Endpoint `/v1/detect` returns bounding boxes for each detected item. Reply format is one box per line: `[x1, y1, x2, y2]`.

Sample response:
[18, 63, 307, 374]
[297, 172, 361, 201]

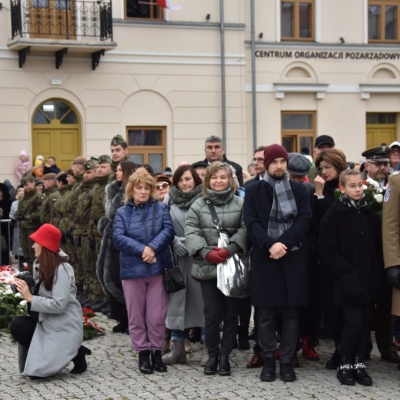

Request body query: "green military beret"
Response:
[83, 159, 98, 171]
[97, 154, 112, 164]
[110, 134, 127, 147]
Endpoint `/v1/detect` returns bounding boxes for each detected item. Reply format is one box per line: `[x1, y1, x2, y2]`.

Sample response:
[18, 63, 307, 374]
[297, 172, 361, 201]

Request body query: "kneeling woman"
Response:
[11, 223, 90, 378]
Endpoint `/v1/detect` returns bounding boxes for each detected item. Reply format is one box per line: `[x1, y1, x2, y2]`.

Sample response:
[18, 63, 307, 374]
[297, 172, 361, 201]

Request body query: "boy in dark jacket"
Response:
[319, 169, 383, 387]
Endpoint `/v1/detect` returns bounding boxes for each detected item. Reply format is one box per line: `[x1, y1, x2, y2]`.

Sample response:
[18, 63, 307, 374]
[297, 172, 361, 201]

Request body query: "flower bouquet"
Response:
[82, 307, 106, 340]
[0, 266, 28, 332]
[362, 178, 386, 212]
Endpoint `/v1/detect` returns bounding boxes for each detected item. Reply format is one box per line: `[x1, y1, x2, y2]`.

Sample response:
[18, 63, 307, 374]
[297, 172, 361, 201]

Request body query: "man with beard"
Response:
[244, 144, 311, 383]
[361, 145, 390, 186]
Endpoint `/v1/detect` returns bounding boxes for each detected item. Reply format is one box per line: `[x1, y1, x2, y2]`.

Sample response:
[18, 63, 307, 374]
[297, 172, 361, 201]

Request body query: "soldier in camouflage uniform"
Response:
[52, 172, 69, 229]
[60, 157, 86, 297]
[110, 134, 128, 174]
[14, 175, 43, 271]
[87, 155, 113, 311]
[39, 173, 59, 224]
[74, 159, 98, 308]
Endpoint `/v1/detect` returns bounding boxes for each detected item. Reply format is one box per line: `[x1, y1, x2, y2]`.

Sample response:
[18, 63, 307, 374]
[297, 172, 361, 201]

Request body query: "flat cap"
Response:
[362, 144, 390, 162]
[82, 159, 98, 171]
[315, 135, 335, 149]
[287, 153, 311, 176]
[42, 173, 57, 180]
[97, 154, 112, 164]
[110, 134, 127, 146]
[192, 161, 208, 169]
[72, 156, 87, 165]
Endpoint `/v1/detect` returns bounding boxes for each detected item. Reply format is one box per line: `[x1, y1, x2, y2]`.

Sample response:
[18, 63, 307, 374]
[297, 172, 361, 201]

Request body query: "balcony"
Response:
[8, 0, 117, 69]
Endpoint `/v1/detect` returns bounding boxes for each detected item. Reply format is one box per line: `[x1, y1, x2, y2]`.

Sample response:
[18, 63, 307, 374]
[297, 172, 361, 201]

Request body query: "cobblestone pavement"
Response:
[1, 312, 399, 400]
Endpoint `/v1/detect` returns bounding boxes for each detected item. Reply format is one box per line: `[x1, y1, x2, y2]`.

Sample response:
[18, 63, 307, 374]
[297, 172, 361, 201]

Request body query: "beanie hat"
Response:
[20, 150, 27, 157]
[29, 224, 61, 253]
[263, 144, 289, 169]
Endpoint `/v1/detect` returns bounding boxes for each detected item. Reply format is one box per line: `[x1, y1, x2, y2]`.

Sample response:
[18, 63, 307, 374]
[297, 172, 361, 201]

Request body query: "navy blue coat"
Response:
[244, 179, 312, 307]
[113, 199, 175, 280]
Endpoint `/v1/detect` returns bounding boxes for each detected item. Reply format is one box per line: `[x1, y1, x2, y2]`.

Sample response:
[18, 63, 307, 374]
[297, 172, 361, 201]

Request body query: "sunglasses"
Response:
[156, 182, 170, 190]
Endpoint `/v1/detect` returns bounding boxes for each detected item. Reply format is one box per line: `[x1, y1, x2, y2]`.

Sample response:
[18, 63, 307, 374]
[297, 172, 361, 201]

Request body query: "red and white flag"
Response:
[156, 0, 181, 10]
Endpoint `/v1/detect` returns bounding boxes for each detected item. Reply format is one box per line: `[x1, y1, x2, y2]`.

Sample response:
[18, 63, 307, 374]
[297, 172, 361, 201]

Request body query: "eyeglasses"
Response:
[370, 161, 389, 168]
[318, 165, 333, 171]
[252, 157, 264, 163]
[156, 182, 170, 190]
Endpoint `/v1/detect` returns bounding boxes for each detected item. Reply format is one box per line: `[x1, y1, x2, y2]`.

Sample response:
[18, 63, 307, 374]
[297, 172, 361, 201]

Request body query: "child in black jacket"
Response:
[319, 169, 383, 386]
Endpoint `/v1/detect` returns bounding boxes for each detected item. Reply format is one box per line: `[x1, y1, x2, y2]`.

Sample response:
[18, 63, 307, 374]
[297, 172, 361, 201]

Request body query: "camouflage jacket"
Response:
[40, 185, 60, 224]
[89, 175, 109, 237]
[16, 189, 43, 230]
[74, 178, 98, 236]
[52, 185, 70, 230]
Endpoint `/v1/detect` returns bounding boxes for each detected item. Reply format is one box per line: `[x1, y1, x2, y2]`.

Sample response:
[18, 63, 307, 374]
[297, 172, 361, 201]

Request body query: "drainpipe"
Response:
[220, 0, 227, 150]
[250, 0, 257, 148]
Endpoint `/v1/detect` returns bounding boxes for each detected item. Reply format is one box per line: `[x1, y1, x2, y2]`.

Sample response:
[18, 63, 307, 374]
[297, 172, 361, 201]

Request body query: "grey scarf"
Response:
[264, 172, 298, 240]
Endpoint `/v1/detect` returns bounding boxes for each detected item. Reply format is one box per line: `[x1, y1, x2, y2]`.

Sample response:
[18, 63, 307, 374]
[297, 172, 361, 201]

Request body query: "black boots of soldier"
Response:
[71, 345, 92, 374]
[337, 356, 372, 386]
[139, 350, 167, 374]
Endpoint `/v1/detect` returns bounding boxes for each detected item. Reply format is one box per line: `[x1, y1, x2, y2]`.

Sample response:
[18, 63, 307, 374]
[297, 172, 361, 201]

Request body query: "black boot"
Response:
[337, 356, 355, 386]
[204, 355, 218, 375]
[218, 354, 231, 376]
[260, 358, 276, 382]
[325, 347, 340, 370]
[151, 350, 167, 372]
[353, 357, 372, 386]
[238, 326, 250, 350]
[138, 350, 153, 374]
[112, 318, 128, 333]
[70, 345, 92, 374]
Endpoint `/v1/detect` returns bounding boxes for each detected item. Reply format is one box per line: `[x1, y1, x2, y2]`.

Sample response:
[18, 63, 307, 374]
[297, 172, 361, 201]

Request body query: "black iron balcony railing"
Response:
[10, 0, 113, 41]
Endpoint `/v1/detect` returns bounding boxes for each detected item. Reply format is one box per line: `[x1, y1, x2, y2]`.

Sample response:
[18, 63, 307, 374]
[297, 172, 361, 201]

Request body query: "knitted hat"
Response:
[263, 144, 289, 169]
[29, 224, 61, 253]
[20, 150, 27, 157]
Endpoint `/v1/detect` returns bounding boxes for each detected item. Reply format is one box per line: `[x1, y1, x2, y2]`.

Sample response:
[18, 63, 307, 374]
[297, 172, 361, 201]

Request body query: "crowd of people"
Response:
[5, 134, 400, 386]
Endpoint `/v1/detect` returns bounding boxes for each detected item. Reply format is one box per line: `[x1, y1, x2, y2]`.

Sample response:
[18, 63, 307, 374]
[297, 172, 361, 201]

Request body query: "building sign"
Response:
[255, 50, 400, 60]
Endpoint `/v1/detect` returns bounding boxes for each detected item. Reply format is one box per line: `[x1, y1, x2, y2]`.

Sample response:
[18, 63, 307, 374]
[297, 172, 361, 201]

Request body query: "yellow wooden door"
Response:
[32, 128, 81, 172]
[29, 0, 77, 39]
[366, 127, 396, 148]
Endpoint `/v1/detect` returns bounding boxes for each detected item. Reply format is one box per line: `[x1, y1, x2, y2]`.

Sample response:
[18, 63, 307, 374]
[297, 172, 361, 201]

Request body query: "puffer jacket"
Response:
[113, 199, 175, 280]
[185, 188, 247, 281]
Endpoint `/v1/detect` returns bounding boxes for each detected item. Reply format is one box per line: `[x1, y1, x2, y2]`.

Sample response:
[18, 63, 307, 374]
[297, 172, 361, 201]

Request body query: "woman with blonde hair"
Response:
[113, 170, 175, 375]
[185, 162, 247, 376]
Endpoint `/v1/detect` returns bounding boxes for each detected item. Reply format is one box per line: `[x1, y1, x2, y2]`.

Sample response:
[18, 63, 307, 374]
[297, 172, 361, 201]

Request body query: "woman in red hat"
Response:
[10, 223, 90, 378]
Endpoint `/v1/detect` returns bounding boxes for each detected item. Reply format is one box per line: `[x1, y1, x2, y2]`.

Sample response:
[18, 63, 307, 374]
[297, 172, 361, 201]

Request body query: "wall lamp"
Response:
[206, 14, 210, 21]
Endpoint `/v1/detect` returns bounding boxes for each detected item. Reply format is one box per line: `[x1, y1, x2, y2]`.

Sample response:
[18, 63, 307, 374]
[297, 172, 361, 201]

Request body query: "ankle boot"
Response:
[138, 350, 153, 374]
[325, 349, 340, 370]
[337, 356, 355, 386]
[200, 345, 209, 367]
[218, 354, 231, 376]
[260, 358, 276, 382]
[204, 355, 218, 375]
[112, 318, 128, 333]
[151, 350, 167, 372]
[162, 340, 186, 365]
[301, 335, 319, 361]
[353, 357, 372, 386]
[70, 345, 91, 374]
[238, 326, 250, 350]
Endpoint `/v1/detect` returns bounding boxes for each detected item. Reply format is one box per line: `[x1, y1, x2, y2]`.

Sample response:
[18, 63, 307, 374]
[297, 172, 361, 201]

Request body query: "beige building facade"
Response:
[1, 0, 400, 186]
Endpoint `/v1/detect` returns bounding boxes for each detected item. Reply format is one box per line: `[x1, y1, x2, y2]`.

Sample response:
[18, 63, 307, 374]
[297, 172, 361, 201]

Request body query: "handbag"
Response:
[206, 200, 251, 298]
[150, 203, 186, 294]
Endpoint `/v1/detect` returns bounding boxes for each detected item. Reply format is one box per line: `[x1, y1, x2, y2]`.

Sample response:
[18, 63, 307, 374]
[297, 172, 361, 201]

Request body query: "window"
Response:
[369, 1, 399, 42]
[126, 0, 164, 20]
[126, 127, 166, 173]
[281, 0, 314, 41]
[281, 112, 315, 153]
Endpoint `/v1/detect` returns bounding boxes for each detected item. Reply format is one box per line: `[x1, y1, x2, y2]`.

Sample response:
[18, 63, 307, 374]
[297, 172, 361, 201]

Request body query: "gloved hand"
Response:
[213, 247, 230, 261]
[206, 250, 225, 264]
[387, 266, 400, 290]
[89, 237, 96, 249]
[172, 236, 188, 257]
[14, 214, 25, 221]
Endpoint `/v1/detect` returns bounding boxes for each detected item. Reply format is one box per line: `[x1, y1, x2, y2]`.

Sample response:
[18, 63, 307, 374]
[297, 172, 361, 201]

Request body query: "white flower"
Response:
[14, 292, 22, 298]
[362, 184, 368, 191]
[4, 288, 13, 295]
[374, 194, 383, 203]
[366, 178, 380, 189]
[19, 300, 27, 307]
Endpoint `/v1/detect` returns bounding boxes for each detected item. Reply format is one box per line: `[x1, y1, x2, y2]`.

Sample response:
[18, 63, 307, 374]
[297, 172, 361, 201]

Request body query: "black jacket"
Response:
[319, 199, 383, 306]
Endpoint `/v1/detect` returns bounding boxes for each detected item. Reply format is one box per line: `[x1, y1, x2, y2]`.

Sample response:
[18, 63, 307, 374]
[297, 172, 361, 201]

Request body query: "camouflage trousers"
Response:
[19, 228, 36, 271]
[81, 235, 106, 302]
[70, 233, 84, 291]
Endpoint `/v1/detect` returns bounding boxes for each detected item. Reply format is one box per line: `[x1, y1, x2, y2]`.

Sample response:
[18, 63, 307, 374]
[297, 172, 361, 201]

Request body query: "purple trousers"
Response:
[122, 274, 168, 352]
